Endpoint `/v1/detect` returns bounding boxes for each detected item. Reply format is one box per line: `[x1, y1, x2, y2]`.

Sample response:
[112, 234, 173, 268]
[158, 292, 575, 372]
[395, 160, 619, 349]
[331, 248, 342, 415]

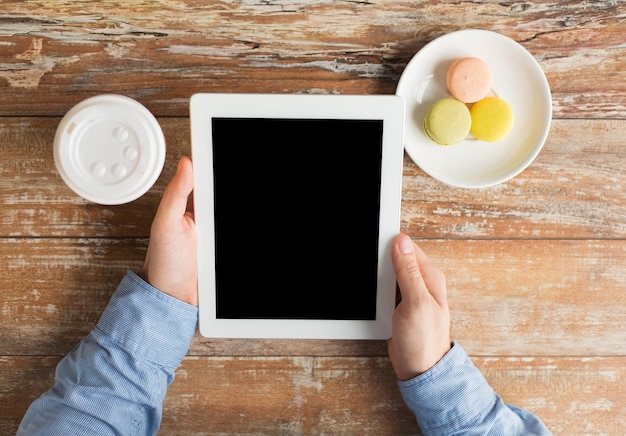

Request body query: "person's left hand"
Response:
[142, 156, 198, 306]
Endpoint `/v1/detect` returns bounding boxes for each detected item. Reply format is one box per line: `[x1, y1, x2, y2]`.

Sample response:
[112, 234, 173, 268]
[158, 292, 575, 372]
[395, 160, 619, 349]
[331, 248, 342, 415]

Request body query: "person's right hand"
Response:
[387, 233, 452, 381]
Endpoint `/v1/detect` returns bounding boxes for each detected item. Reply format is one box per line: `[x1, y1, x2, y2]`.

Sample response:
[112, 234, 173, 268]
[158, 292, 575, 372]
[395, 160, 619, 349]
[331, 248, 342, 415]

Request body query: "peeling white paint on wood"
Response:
[1, 1, 625, 434]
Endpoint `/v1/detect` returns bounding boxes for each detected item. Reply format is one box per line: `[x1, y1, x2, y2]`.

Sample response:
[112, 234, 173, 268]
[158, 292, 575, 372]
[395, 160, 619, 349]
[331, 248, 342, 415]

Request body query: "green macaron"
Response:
[423, 98, 472, 145]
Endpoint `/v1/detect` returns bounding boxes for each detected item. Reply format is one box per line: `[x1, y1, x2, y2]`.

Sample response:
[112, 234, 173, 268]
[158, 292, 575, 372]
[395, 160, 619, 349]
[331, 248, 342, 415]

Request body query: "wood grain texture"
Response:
[0, 239, 146, 355]
[422, 239, 626, 357]
[2, 238, 624, 358]
[164, 355, 626, 435]
[1, 1, 625, 434]
[1, 118, 626, 239]
[0, 1, 624, 117]
[0, 117, 181, 238]
[403, 119, 626, 239]
[3, 356, 624, 435]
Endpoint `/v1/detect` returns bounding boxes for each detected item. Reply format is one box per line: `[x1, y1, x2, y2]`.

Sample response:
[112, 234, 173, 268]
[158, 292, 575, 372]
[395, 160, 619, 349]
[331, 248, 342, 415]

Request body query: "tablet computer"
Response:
[190, 93, 404, 339]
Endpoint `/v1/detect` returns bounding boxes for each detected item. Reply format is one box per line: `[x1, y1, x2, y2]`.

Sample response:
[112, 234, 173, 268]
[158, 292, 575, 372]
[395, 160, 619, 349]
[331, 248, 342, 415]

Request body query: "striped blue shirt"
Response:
[19, 272, 550, 435]
[398, 342, 551, 435]
[17, 271, 198, 435]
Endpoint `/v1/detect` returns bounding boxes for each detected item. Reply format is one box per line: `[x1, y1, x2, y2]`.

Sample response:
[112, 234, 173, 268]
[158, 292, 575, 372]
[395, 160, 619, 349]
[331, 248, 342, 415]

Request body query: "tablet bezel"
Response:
[190, 93, 404, 339]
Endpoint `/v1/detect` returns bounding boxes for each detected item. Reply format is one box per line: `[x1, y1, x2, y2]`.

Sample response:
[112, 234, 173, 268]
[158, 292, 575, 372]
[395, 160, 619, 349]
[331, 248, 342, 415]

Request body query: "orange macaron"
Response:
[446, 57, 492, 103]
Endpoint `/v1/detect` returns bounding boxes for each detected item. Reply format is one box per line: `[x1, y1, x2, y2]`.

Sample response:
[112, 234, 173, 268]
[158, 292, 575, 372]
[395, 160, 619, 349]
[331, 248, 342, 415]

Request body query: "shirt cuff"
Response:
[397, 342, 497, 434]
[96, 271, 198, 371]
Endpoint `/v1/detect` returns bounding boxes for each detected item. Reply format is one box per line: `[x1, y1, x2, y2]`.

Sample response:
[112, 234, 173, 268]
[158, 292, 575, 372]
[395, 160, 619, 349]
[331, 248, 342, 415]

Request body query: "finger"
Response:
[156, 156, 194, 222]
[412, 242, 448, 308]
[391, 233, 430, 304]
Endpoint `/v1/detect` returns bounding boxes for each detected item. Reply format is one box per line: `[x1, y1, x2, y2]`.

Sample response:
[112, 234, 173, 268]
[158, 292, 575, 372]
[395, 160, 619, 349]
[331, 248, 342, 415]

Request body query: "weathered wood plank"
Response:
[1, 118, 625, 239]
[2, 238, 624, 357]
[0, 356, 61, 436]
[3, 355, 625, 435]
[164, 356, 417, 435]
[401, 119, 626, 239]
[0, 118, 185, 238]
[0, 238, 146, 354]
[193, 238, 626, 357]
[0, 1, 623, 118]
[475, 355, 626, 435]
[2, 2, 624, 435]
[419, 239, 626, 357]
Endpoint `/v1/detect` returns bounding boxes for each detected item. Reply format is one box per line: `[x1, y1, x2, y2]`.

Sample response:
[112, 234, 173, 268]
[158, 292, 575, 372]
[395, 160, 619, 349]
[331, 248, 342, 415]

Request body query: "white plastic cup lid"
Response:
[54, 94, 166, 205]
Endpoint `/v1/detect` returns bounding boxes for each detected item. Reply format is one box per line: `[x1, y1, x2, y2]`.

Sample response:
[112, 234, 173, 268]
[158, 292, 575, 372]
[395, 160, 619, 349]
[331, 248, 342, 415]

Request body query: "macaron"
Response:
[470, 97, 515, 142]
[446, 57, 492, 103]
[423, 98, 471, 145]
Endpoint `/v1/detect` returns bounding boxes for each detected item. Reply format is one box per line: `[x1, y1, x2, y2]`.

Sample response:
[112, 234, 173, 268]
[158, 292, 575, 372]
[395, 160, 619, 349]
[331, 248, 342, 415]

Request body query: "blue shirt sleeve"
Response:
[398, 342, 552, 435]
[17, 271, 198, 436]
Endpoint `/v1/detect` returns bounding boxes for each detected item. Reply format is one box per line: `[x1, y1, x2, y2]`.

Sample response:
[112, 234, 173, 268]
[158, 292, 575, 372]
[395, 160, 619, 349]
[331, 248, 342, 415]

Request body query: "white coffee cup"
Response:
[54, 94, 166, 205]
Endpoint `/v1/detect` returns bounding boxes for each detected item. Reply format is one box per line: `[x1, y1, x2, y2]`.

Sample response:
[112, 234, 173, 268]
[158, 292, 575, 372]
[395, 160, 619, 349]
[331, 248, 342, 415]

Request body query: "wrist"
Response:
[394, 341, 453, 381]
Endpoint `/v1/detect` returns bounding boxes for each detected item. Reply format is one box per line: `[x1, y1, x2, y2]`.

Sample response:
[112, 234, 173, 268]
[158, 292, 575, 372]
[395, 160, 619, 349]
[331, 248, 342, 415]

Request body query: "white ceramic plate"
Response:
[396, 29, 552, 188]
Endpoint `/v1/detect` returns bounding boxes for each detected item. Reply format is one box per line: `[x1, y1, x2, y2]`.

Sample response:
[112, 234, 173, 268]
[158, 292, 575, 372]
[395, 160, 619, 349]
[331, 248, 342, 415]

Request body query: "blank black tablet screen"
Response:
[211, 118, 384, 320]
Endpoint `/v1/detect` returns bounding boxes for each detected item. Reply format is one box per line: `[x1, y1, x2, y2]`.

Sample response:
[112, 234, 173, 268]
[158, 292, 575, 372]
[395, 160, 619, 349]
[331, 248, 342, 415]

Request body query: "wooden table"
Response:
[1, 2, 625, 434]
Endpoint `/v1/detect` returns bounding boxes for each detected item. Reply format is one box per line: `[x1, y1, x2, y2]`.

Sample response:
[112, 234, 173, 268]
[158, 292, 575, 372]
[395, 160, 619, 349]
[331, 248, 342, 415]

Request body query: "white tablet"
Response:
[190, 93, 404, 339]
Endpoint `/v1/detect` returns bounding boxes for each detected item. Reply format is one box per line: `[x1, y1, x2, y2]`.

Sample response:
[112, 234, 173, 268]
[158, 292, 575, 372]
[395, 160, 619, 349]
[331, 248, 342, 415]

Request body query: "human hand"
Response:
[388, 233, 451, 381]
[142, 156, 198, 306]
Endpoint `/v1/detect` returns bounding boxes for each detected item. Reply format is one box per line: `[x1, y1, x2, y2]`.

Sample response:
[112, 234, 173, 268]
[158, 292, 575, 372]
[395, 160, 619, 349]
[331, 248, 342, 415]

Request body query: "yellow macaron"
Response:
[470, 97, 514, 142]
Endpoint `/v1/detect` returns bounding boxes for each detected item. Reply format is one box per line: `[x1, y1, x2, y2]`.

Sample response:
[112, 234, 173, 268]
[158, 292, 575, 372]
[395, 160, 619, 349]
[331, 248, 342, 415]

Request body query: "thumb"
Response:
[391, 233, 430, 304]
[156, 156, 194, 224]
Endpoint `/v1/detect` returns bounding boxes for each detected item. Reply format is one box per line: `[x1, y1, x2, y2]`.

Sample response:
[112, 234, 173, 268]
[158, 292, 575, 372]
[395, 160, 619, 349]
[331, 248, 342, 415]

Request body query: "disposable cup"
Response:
[54, 94, 166, 205]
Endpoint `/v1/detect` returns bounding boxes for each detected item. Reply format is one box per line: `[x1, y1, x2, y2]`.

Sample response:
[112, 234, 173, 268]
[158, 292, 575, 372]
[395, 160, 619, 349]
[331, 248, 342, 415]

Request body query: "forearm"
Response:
[398, 342, 551, 435]
[18, 271, 198, 436]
